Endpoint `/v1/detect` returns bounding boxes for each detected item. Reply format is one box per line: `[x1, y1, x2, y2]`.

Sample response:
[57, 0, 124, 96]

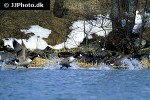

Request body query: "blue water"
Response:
[0, 69, 150, 100]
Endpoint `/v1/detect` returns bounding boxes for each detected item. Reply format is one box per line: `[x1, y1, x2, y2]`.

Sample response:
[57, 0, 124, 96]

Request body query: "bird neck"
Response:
[30, 55, 39, 60]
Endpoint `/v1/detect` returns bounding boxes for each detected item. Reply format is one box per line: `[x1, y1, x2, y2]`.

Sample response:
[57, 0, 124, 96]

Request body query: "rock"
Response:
[95, 49, 108, 58]
[111, 65, 128, 69]
[0, 51, 16, 61]
[134, 38, 146, 49]
[0, 39, 4, 46]
[58, 52, 74, 58]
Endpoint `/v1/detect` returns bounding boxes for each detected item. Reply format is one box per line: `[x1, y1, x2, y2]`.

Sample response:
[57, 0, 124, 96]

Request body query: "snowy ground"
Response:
[3, 25, 51, 50]
[3, 11, 150, 50]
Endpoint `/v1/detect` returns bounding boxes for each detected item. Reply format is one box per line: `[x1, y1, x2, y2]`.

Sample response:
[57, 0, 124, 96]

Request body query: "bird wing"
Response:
[17, 48, 26, 60]
[13, 40, 27, 60]
[13, 40, 23, 53]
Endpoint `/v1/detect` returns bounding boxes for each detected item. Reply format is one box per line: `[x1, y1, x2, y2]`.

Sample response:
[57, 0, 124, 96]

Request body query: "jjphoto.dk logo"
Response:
[4, 2, 44, 8]
[4, 3, 9, 8]
[0, 0, 50, 10]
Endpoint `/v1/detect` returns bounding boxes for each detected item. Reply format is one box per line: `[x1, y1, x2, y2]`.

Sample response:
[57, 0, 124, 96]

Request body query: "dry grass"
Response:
[141, 60, 150, 68]
[28, 57, 57, 67]
[0, 0, 109, 45]
[143, 27, 150, 41]
[0, 0, 148, 46]
[76, 62, 97, 68]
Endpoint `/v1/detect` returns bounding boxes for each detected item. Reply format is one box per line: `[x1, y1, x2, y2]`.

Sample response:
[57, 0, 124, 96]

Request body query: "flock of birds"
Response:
[1, 39, 149, 70]
[0, 39, 89, 69]
[12, 40, 39, 68]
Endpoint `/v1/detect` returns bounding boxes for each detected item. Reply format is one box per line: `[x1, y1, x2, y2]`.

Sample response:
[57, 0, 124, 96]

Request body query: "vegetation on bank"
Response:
[0, 0, 150, 57]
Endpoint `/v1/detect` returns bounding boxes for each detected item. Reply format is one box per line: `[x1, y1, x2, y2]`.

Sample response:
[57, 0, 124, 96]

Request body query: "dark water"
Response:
[0, 68, 150, 100]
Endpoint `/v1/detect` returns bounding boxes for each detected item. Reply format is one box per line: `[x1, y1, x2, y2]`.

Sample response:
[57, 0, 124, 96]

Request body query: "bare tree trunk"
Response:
[140, 0, 148, 39]
[111, 0, 121, 32]
[110, 0, 138, 53]
[111, 0, 138, 34]
[53, 0, 65, 18]
[126, 0, 138, 35]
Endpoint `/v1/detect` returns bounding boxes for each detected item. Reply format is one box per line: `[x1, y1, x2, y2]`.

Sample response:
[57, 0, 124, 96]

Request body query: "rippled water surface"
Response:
[0, 68, 150, 100]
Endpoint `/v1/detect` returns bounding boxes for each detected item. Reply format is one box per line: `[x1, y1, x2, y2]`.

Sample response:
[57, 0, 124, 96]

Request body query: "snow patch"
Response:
[3, 25, 51, 50]
[20, 25, 51, 38]
[53, 14, 112, 49]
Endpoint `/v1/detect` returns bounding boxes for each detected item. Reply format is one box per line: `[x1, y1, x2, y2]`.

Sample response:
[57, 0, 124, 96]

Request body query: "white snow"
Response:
[133, 11, 150, 33]
[24, 36, 48, 50]
[20, 25, 51, 38]
[132, 11, 143, 33]
[3, 25, 51, 50]
[52, 42, 65, 50]
[53, 12, 149, 49]
[2, 11, 150, 50]
[3, 38, 14, 49]
[53, 14, 112, 49]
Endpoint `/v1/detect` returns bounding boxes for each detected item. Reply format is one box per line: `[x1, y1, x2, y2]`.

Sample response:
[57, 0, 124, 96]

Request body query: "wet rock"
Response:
[0, 39, 4, 46]
[112, 65, 128, 69]
[46, 53, 58, 60]
[0, 51, 16, 61]
[134, 38, 146, 49]
[95, 49, 108, 58]
[95, 49, 120, 61]
[76, 51, 96, 64]
[0, 39, 14, 52]
[58, 52, 74, 58]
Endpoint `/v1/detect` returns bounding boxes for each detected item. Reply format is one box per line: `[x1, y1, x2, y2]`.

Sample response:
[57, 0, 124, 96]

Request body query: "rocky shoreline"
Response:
[1, 49, 149, 70]
[0, 38, 150, 69]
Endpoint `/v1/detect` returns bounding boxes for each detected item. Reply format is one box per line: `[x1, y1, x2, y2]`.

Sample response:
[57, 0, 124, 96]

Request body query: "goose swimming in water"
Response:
[13, 39, 38, 68]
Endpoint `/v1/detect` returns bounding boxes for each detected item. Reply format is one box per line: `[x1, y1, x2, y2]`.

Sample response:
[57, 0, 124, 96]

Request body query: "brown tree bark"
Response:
[109, 0, 138, 53]
[53, 0, 65, 18]
[111, 0, 121, 32]
[126, 0, 138, 35]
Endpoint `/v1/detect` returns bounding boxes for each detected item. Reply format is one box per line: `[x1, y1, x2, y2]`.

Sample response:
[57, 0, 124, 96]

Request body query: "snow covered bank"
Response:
[53, 14, 112, 49]
[3, 11, 150, 50]
[3, 25, 51, 50]
[20, 25, 51, 38]
[53, 11, 150, 49]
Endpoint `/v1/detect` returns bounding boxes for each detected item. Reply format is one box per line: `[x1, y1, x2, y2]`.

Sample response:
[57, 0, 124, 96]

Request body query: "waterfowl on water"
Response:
[58, 52, 82, 69]
[59, 58, 72, 69]
[13, 39, 38, 68]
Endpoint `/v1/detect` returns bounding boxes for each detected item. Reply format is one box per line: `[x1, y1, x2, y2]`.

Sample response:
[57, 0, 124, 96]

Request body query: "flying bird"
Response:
[58, 52, 82, 69]
[12, 39, 38, 68]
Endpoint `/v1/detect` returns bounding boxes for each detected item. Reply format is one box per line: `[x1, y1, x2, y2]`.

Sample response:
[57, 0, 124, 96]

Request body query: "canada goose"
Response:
[59, 58, 72, 69]
[76, 51, 97, 65]
[13, 39, 38, 68]
[58, 52, 81, 69]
